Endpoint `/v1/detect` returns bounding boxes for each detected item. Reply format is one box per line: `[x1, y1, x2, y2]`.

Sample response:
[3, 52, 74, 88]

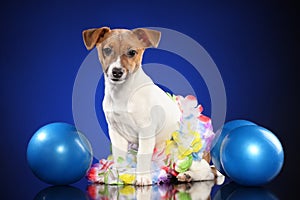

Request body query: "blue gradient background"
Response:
[0, 1, 297, 199]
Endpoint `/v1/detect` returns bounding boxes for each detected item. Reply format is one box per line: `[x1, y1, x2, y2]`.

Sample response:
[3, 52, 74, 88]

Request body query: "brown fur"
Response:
[82, 27, 110, 50]
[82, 27, 160, 78]
[202, 151, 220, 179]
[211, 166, 218, 178]
[120, 50, 144, 73]
[202, 151, 211, 164]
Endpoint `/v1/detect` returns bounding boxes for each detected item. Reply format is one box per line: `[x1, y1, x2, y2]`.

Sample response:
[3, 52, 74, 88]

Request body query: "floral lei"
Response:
[87, 94, 215, 185]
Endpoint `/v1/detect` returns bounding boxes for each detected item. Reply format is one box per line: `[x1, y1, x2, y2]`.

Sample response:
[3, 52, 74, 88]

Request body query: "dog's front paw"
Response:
[135, 174, 153, 186]
[177, 172, 192, 182]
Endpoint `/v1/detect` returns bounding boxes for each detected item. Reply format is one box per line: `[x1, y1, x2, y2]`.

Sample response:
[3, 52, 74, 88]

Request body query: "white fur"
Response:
[106, 57, 127, 84]
[103, 66, 181, 185]
[177, 160, 215, 181]
[103, 66, 224, 185]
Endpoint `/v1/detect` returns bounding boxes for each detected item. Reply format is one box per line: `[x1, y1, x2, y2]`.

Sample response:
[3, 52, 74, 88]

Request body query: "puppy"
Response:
[82, 27, 220, 186]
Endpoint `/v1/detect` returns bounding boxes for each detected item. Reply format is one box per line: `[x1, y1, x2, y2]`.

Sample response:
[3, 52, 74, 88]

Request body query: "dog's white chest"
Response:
[104, 100, 139, 142]
[103, 67, 181, 144]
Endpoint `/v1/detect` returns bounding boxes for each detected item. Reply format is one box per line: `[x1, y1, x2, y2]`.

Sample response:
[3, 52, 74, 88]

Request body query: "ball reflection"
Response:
[34, 185, 87, 200]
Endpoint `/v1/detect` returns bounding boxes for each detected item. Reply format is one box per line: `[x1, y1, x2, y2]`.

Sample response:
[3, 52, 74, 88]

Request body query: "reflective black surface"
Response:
[34, 185, 88, 200]
[32, 179, 280, 200]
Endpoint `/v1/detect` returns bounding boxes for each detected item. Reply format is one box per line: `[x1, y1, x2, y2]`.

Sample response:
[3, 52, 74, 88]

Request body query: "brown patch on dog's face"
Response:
[120, 49, 144, 73]
[82, 27, 160, 84]
[95, 30, 146, 83]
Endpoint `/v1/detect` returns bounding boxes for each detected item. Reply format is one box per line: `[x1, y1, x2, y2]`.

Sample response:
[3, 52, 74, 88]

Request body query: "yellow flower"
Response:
[166, 140, 176, 155]
[166, 129, 203, 160]
[190, 130, 202, 152]
[166, 92, 177, 101]
[172, 131, 181, 143]
[107, 154, 114, 161]
[119, 174, 136, 185]
[178, 146, 193, 160]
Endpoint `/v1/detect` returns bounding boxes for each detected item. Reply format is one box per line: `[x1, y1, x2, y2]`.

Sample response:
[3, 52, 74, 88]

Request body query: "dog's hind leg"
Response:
[177, 159, 216, 182]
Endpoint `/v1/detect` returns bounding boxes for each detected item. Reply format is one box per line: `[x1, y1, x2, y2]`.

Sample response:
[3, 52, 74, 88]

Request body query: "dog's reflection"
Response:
[87, 176, 224, 200]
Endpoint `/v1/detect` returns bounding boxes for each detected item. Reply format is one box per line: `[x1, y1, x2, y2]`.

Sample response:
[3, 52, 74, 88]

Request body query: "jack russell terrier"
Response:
[82, 27, 222, 186]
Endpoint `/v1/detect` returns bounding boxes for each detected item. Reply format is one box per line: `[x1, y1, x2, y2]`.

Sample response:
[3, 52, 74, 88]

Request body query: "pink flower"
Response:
[87, 167, 101, 183]
[86, 159, 114, 183]
[152, 148, 167, 168]
[99, 159, 114, 171]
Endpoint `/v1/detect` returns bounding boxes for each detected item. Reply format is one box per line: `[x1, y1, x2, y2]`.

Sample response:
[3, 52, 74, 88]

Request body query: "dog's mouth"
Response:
[108, 77, 126, 84]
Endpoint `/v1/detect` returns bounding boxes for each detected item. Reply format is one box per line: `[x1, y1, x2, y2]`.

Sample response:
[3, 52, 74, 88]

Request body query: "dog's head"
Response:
[82, 27, 161, 84]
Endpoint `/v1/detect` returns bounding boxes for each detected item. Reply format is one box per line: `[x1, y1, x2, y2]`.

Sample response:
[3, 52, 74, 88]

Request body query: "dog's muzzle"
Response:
[108, 67, 126, 83]
[112, 67, 124, 80]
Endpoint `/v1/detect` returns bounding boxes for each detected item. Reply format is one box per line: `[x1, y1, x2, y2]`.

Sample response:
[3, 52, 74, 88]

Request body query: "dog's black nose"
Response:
[112, 68, 124, 79]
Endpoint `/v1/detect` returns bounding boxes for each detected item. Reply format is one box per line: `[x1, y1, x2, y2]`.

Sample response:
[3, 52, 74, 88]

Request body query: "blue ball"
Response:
[211, 120, 256, 174]
[27, 122, 93, 185]
[220, 125, 284, 186]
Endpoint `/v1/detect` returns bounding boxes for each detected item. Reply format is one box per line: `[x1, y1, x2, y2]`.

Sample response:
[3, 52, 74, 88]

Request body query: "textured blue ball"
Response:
[211, 120, 256, 174]
[220, 125, 284, 186]
[27, 122, 93, 185]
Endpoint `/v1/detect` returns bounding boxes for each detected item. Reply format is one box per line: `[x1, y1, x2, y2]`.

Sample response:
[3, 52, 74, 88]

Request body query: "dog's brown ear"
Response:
[82, 27, 110, 50]
[132, 28, 161, 48]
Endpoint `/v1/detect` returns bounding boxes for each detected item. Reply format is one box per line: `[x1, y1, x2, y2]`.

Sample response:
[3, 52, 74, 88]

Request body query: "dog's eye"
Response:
[103, 47, 112, 56]
[127, 49, 137, 58]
